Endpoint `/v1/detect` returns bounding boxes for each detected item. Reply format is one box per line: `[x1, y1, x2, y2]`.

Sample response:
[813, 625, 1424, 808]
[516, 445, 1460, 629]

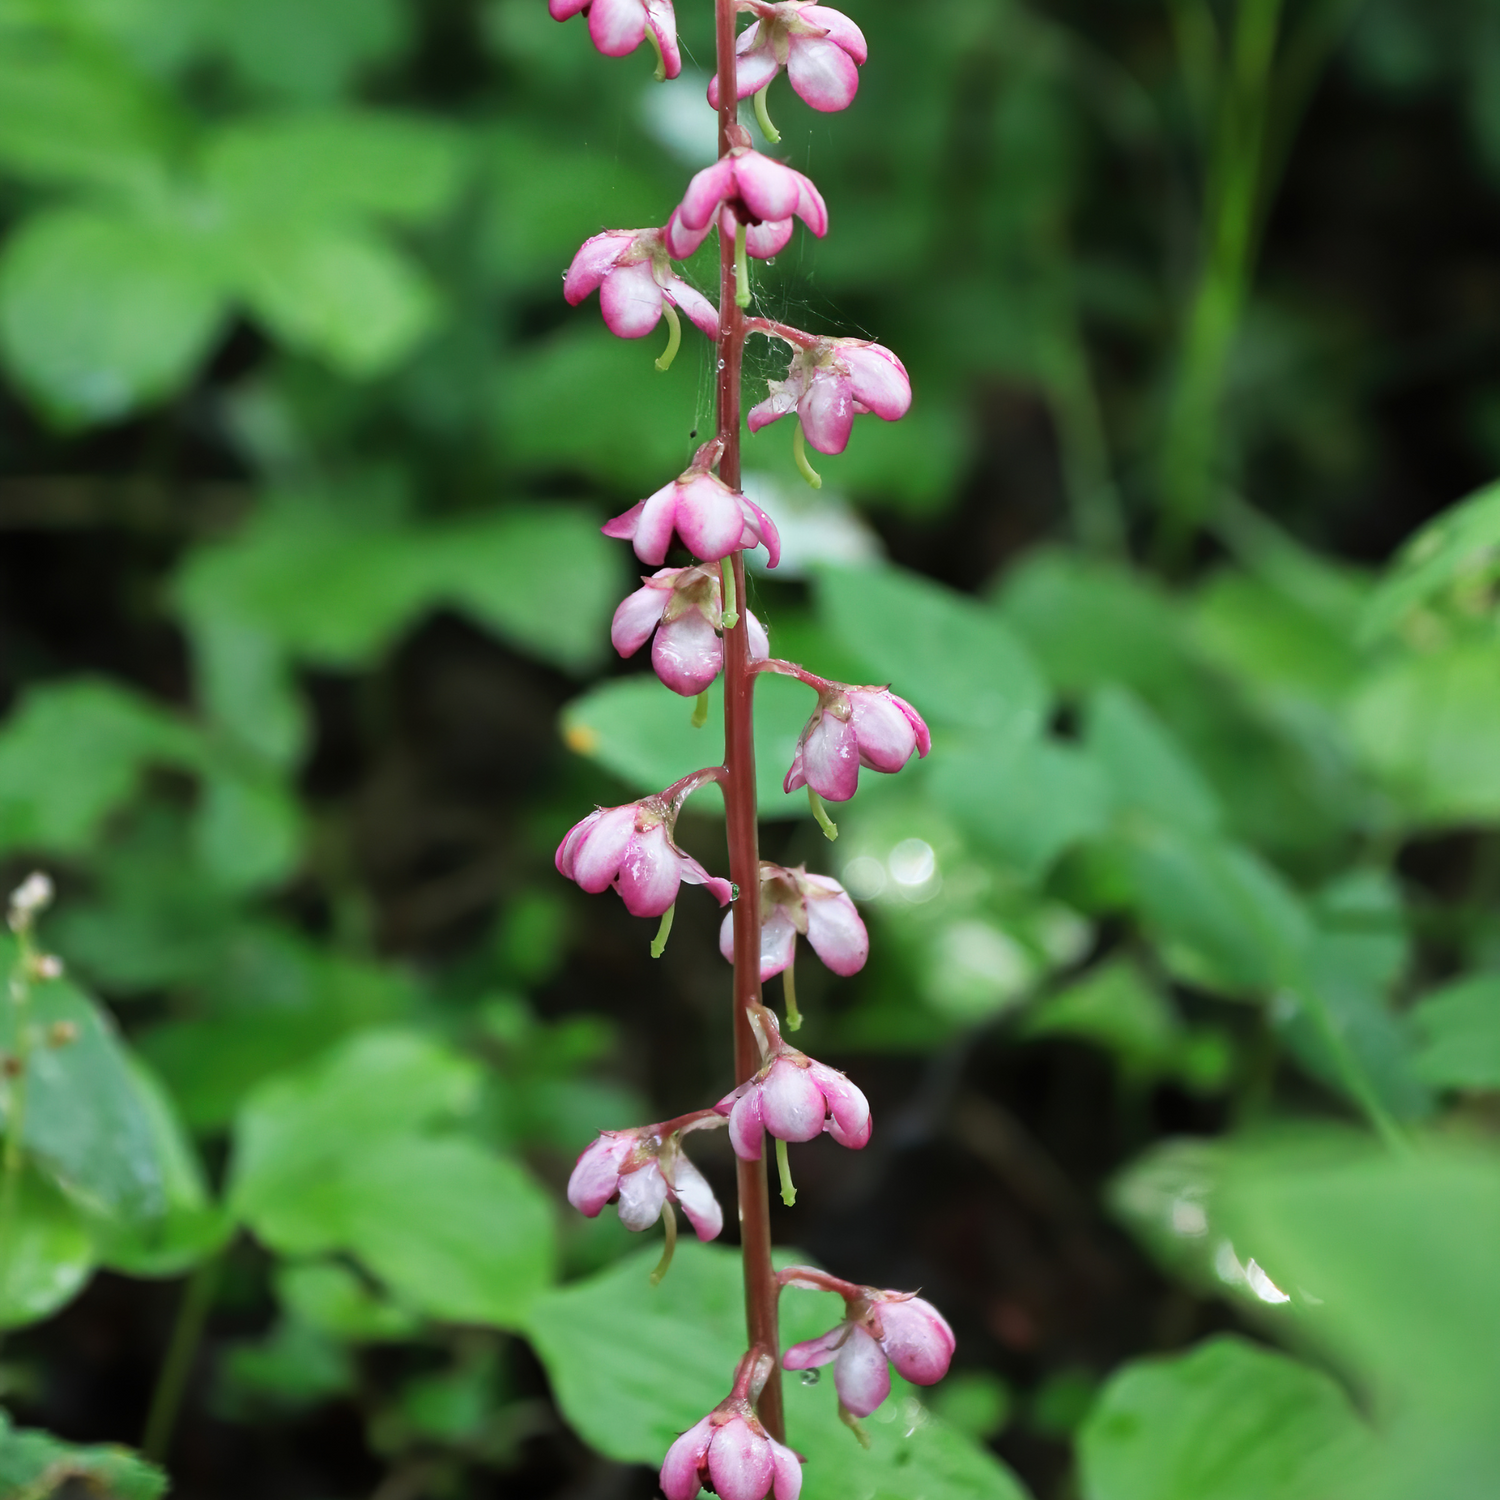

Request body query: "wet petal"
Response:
[556, 807, 603, 879]
[792, 172, 828, 237]
[807, 1061, 871, 1147]
[616, 1159, 669, 1230]
[676, 849, 734, 906]
[653, 608, 724, 695]
[770, 1440, 803, 1500]
[760, 1058, 826, 1142]
[799, 371, 855, 455]
[644, 0, 681, 77]
[708, 37, 780, 105]
[849, 689, 917, 772]
[876, 1296, 955, 1385]
[800, 711, 860, 802]
[782, 738, 808, 795]
[803, 885, 869, 975]
[549, 0, 590, 17]
[728, 1087, 765, 1160]
[787, 34, 860, 111]
[759, 906, 800, 980]
[599, 260, 664, 338]
[564, 231, 631, 304]
[680, 157, 738, 232]
[663, 275, 721, 338]
[566, 1133, 633, 1216]
[611, 576, 671, 657]
[803, 6, 866, 63]
[707, 1416, 774, 1500]
[782, 1324, 847, 1370]
[732, 151, 802, 224]
[744, 216, 794, 260]
[601, 497, 645, 542]
[834, 1326, 891, 1417]
[615, 823, 683, 916]
[570, 805, 637, 892]
[891, 692, 931, 757]
[748, 384, 798, 434]
[673, 473, 747, 561]
[588, 0, 647, 56]
[746, 609, 771, 661]
[629, 479, 682, 566]
[719, 907, 737, 965]
[842, 343, 911, 420]
[669, 1154, 723, 1241]
[661, 1416, 714, 1500]
[735, 492, 781, 568]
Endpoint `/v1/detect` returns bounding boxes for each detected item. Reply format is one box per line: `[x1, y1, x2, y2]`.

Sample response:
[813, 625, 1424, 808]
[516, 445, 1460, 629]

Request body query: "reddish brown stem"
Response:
[716, 0, 784, 1446]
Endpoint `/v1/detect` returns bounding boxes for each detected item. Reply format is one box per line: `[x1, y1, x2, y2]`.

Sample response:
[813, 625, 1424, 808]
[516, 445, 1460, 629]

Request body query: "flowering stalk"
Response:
[552, 0, 947, 1485]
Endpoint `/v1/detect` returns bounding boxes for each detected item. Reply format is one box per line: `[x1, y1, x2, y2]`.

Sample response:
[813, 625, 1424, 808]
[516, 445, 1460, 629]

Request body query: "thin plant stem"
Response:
[717, 0, 784, 1443]
[142, 1249, 223, 1462]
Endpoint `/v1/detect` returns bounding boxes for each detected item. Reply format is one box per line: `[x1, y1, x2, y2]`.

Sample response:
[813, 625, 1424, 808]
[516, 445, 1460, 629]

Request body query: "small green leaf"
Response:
[275, 1260, 419, 1342]
[0, 208, 227, 424]
[1086, 686, 1222, 836]
[192, 767, 303, 893]
[0, 1167, 97, 1331]
[0, 1408, 166, 1500]
[1410, 973, 1500, 1090]
[0, 678, 201, 858]
[1079, 1336, 1371, 1500]
[818, 566, 1049, 732]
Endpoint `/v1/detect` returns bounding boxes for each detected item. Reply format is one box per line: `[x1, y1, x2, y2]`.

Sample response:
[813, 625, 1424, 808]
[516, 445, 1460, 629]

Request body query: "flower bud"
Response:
[664, 147, 827, 261]
[661, 1358, 802, 1500]
[718, 862, 867, 979]
[603, 467, 781, 568]
[565, 227, 718, 341]
[784, 685, 930, 803]
[612, 566, 770, 696]
[707, 3, 867, 114]
[549, 0, 681, 78]
[567, 1127, 723, 1240]
[748, 333, 911, 455]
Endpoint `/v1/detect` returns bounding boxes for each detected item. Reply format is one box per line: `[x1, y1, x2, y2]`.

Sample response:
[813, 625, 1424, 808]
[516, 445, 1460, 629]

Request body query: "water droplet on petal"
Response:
[800, 1370, 820, 1387]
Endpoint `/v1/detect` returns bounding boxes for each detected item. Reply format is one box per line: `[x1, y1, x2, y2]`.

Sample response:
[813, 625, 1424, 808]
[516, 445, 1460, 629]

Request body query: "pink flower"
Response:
[661, 1409, 801, 1500]
[664, 146, 827, 261]
[707, 3, 867, 113]
[781, 1284, 955, 1417]
[613, 566, 770, 696]
[784, 685, 930, 803]
[603, 460, 781, 567]
[567, 1127, 723, 1240]
[748, 332, 911, 455]
[718, 862, 867, 979]
[716, 1014, 870, 1158]
[565, 227, 719, 340]
[556, 798, 732, 917]
[548, 0, 681, 78]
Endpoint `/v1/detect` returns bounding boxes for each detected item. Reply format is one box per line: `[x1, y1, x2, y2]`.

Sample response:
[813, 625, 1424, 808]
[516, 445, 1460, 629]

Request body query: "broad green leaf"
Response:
[235, 221, 439, 376]
[1361, 478, 1500, 641]
[275, 1260, 419, 1342]
[1078, 1335, 1371, 1500]
[0, 956, 166, 1221]
[192, 767, 303, 892]
[560, 671, 815, 817]
[1219, 1138, 1500, 1500]
[220, 1318, 356, 1410]
[203, 0, 410, 100]
[0, 208, 226, 424]
[527, 1242, 1028, 1500]
[1119, 827, 1310, 996]
[818, 566, 1049, 733]
[1086, 686, 1222, 835]
[0, 1409, 165, 1500]
[205, 112, 466, 226]
[1410, 973, 1500, 1090]
[928, 735, 1109, 878]
[0, 1167, 96, 1331]
[0, 678, 200, 857]
[1108, 1137, 1224, 1292]
[1346, 641, 1500, 826]
[177, 609, 307, 768]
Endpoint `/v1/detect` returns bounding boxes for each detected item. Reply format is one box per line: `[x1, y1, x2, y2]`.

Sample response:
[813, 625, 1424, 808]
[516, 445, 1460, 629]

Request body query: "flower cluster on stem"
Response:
[550, 0, 951, 1488]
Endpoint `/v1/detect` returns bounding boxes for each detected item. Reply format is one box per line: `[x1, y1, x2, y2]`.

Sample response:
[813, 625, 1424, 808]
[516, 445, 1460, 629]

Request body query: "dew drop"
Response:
[717, 359, 726, 370]
[767, 258, 776, 266]
[800, 1370, 820, 1387]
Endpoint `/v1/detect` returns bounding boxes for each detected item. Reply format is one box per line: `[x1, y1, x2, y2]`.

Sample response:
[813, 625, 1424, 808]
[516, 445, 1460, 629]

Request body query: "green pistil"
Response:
[691, 690, 710, 728]
[650, 902, 676, 959]
[808, 788, 838, 841]
[775, 1136, 797, 1207]
[720, 558, 739, 629]
[649, 1202, 678, 1284]
[655, 302, 682, 372]
[793, 421, 822, 489]
[645, 26, 666, 82]
[754, 84, 781, 145]
[783, 962, 802, 1032]
[734, 222, 751, 309]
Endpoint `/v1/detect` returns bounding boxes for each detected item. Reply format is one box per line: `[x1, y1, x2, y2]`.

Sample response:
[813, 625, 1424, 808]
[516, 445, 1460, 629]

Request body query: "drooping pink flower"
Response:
[716, 1013, 870, 1158]
[565, 227, 718, 340]
[613, 566, 770, 696]
[568, 1126, 723, 1240]
[556, 798, 732, 917]
[748, 332, 911, 455]
[603, 455, 781, 567]
[781, 1281, 955, 1417]
[661, 1394, 801, 1500]
[664, 145, 827, 261]
[719, 862, 867, 979]
[549, 0, 681, 78]
[707, 3, 867, 113]
[784, 685, 930, 803]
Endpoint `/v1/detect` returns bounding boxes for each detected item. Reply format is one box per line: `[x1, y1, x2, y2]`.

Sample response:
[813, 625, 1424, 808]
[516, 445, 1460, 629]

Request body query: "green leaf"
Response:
[1078, 1335, 1371, 1500]
[1411, 973, 1500, 1090]
[1346, 641, 1500, 826]
[0, 956, 166, 1221]
[0, 208, 227, 424]
[1086, 686, 1222, 835]
[0, 678, 201, 858]
[275, 1260, 419, 1342]
[818, 566, 1049, 733]
[560, 670, 815, 817]
[205, 112, 466, 227]
[178, 609, 308, 768]
[928, 735, 1109, 879]
[1361, 478, 1500, 641]
[1107, 1136, 1225, 1292]
[0, 1167, 96, 1331]
[526, 1241, 1029, 1500]
[203, 0, 410, 100]
[220, 1318, 356, 1410]
[0, 1409, 166, 1500]
[234, 221, 439, 377]
[192, 767, 303, 892]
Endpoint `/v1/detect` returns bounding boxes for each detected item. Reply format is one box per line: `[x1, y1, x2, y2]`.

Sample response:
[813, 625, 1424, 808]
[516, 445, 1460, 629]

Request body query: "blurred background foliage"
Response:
[3, 0, 1500, 1496]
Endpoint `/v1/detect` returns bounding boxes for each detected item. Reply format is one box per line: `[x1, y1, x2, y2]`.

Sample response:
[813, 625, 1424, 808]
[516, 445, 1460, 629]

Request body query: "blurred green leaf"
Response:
[0, 1167, 96, 1331]
[560, 670, 814, 817]
[1108, 1136, 1224, 1292]
[0, 1408, 165, 1499]
[0, 207, 226, 424]
[1078, 1335, 1372, 1500]
[220, 1317, 356, 1410]
[1086, 686, 1223, 835]
[527, 1241, 1028, 1500]
[0, 678, 200, 858]
[1410, 973, 1500, 1090]
[275, 1260, 419, 1342]
[818, 565, 1050, 732]
[192, 767, 302, 893]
